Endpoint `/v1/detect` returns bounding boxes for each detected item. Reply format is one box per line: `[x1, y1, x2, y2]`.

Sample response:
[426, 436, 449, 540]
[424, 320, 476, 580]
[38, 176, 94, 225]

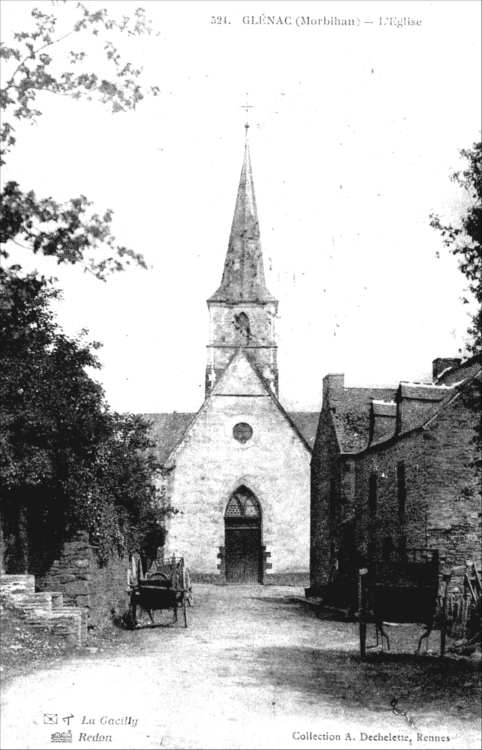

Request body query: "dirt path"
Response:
[1, 585, 480, 749]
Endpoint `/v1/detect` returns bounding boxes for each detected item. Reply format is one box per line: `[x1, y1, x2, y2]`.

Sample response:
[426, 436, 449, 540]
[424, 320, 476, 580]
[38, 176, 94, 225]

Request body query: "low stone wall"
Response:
[264, 572, 310, 587]
[0, 573, 35, 596]
[0, 574, 87, 646]
[190, 571, 310, 586]
[190, 572, 223, 584]
[37, 532, 128, 630]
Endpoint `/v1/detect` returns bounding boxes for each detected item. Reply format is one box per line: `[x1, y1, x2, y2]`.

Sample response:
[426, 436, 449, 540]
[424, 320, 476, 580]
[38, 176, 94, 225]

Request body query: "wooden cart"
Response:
[358, 548, 449, 658]
[127, 555, 193, 629]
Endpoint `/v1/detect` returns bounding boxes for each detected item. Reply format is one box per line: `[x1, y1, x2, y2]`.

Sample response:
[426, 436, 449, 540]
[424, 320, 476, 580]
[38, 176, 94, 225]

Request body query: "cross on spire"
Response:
[240, 95, 253, 134]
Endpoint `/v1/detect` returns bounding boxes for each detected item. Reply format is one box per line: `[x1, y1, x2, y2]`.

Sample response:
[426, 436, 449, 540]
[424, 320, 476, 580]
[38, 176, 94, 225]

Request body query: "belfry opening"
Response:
[224, 486, 263, 583]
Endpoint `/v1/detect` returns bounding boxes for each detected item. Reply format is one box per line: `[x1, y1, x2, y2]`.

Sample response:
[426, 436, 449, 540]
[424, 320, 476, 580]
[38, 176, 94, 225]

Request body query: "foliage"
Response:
[1, 1, 159, 278]
[78, 411, 174, 562]
[1, 180, 147, 280]
[0, 3, 169, 569]
[430, 141, 482, 352]
[0, 268, 172, 570]
[1, 2, 159, 159]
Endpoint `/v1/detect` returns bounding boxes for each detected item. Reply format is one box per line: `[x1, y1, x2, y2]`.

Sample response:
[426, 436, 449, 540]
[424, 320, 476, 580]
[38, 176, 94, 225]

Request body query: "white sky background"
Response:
[2, 0, 481, 414]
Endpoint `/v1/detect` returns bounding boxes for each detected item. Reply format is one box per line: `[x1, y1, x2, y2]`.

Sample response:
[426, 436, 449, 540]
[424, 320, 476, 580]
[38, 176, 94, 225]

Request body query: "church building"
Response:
[146, 133, 318, 584]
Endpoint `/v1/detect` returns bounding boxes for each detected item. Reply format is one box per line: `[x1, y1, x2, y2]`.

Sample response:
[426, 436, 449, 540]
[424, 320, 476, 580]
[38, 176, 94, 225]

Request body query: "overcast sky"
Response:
[3, 0, 481, 413]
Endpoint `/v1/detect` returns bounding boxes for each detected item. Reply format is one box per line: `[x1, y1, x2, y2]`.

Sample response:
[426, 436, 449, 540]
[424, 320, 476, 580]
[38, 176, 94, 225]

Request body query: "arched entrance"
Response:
[224, 486, 262, 583]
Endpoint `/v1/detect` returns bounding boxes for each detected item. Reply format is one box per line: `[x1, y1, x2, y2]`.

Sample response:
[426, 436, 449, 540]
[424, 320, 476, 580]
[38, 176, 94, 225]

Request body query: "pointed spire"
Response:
[209, 134, 275, 303]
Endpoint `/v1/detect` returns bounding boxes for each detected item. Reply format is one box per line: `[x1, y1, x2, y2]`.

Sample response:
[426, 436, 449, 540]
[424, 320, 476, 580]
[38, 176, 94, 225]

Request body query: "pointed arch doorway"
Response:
[224, 486, 263, 583]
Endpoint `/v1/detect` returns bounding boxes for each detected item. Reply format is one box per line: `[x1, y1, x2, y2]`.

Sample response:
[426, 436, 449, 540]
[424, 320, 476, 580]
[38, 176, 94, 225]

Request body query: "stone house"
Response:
[309, 355, 481, 607]
[146, 134, 318, 583]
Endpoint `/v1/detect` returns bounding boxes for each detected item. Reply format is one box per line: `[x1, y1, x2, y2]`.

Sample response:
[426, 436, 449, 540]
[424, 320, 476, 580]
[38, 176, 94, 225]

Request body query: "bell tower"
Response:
[206, 131, 278, 396]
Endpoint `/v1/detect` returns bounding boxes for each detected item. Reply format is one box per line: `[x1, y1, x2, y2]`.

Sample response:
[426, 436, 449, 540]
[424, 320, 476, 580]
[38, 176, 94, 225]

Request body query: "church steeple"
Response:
[205, 133, 279, 397]
[209, 134, 275, 303]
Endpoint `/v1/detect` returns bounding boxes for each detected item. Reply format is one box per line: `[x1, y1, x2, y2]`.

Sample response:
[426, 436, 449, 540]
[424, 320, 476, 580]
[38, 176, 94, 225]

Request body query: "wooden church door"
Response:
[224, 487, 262, 584]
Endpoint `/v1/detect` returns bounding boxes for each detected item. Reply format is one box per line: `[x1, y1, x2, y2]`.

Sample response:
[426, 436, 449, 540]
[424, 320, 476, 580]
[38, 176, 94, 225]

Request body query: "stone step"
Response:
[12, 591, 53, 617]
[12, 608, 85, 646]
[0, 574, 35, 597]
[51, 591, 64, 609]
[1, 574, 86, 647]
[50, 609, 86, 646]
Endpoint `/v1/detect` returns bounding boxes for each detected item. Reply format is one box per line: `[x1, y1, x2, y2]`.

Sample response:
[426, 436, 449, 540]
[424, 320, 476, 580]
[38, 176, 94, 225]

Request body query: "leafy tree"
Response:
[1, 1, 159, 278]
[430, 141, 482, 352]
[0, 4, 169, 572]
[0, 267, 172, 573]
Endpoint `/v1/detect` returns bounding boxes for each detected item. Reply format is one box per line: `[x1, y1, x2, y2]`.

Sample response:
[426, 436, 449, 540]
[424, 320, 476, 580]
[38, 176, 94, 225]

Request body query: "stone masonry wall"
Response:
[310, 364, 481, 605]
[166, 394, 311, 578]
[356, 390, 481, 596]
[37, 532, 128, 629]
[164, 354, 311, 581]
[310, 406, 340, 595]
[0, 574, 87, 646]
[206, 303, 279, 397]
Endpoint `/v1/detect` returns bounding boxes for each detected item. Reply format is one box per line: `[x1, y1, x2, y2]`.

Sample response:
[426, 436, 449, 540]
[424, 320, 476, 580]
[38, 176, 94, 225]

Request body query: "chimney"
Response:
[323, 373, 344, 407]
[432, 358, 461, 382]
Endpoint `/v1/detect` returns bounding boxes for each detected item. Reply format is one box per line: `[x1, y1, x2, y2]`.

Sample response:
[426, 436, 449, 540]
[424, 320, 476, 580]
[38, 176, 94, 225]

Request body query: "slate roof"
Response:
[142, 413, 196, 464]
[331, 388, 398, 453]
[324, 355, 482, 455]
[287, 412, 320, 448]
[399, 383, 449, 401]
[208, 138, 275, 304]
[372, 401, 397, 416]
[423, 366, 482, 431]
[434, 353, 482, 386]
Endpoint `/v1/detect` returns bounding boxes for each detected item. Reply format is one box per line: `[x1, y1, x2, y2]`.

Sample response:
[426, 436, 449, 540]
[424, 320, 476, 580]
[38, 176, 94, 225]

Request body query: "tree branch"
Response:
[4, 29, 76, 92]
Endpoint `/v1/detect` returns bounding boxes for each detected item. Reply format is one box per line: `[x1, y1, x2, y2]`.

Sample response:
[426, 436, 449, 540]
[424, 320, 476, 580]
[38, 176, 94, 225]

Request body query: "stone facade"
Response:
[37, 532, 128, 629]
[309, 375, 397, 601]
[310, 355, 482, 606]
[162, 351, 312, 582]
[147, 137, 317, 584]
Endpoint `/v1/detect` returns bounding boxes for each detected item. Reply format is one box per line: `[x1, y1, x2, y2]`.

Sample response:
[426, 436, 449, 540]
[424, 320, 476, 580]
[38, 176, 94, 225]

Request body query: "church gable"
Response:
[165, 349, 311, 467]
[165, 360, 312, 577]
[212, 349, 269, 397]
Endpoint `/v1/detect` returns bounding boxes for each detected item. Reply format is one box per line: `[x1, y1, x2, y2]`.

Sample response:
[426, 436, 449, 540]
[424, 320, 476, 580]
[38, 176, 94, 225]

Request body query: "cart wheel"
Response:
[183, 594, 188, 628]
